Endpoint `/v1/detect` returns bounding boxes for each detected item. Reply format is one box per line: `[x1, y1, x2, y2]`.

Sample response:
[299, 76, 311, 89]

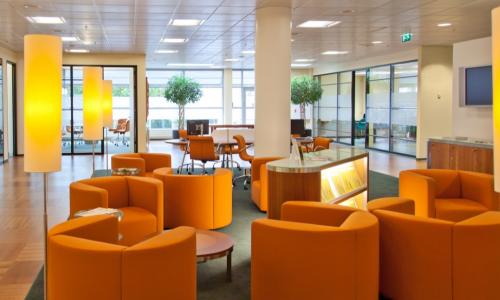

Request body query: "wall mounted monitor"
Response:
[465, 65, 492, 106]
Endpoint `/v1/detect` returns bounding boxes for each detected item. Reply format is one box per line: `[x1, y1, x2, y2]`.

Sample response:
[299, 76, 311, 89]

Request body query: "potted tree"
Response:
[291, 76, 323, 120]
[164, 75, 202, 138]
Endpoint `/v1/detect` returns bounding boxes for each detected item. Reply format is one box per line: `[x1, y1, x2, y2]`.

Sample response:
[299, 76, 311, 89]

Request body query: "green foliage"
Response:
[164, 75, 202, 106]
[291, 76, 323, 105]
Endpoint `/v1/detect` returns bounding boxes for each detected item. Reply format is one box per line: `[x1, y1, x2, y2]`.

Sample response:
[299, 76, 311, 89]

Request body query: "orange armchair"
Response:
[252, 202, 379, 300]
[251, 157, 282, 212]
[153, 167, 232, 229]
[400, 169, 500, 222]
[48, 215, 196, 300]
[111, 152, 171, 177]
[368, 197, 500, 300]
[70, 176, 163, 246]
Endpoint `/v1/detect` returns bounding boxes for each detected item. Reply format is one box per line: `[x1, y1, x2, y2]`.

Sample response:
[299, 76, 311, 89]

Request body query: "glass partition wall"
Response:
[0, 59, 3, 159]
[232, 70, 255, 124]
[314, 61, 418, 156]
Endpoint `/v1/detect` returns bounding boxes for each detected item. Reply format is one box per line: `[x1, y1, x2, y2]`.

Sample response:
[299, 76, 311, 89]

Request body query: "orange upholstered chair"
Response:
[251, 157, 282, 212]
[233, 134, 253, 188]
[252, 202, 379, 300]
[312, 136, 332, 151]
[400, 169, 500, 222]
[153, 167, 232, 229]
[48, 215, 196, 300]
[111, 152, 171, 177]
[70, 176, 163, 246]
[188, 136, 219, 173]
[368, 197, 500, 300]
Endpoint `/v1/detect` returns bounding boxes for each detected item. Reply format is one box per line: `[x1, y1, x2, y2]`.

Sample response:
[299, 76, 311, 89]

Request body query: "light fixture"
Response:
[82, 40, 93, 45]
[225, 58, 240, 62]
[155, 49, 179, 54]
[492, 6, 500, 192]
[102, 80, 113, 171]
[161, 38, 188, 43]
[322, 50, 349, 55]
[27, 16, 66, 24]
[61, 36, 79, 42]
[437, 22, 452, 27]
[241, 50, 255, 55]
[83, 67, 103, 172]
[291, 39, 295, 42]
[66, 49, 89, 53]
[168, 19, 204, 26]
[294, 58, 315, 62]
[291, 63, 311, 67]
[371, 41, 383, 44]
[24, 34, 63, 300]
[297, 20, 341, 28]
[168, 63, 214, 67]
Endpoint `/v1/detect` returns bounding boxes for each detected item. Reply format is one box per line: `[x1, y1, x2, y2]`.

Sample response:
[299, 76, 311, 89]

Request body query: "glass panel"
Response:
[244, 88, 255, 124]
[367, 67, 390, 151]
[0, 59, 3, 159]
[72, 67, 95, 154]
[232, 87, 242, 107]
[232, 108, 243, 124]
[317, 73, 338, 138]
[394, 61, 418, 78]
[354, 70, 367, 147]
[321, 73, 337, 85]
[243, 70, 255, 86]
[369, 66, 391, 80]
[7, 62, 15, 157]
[62, 66, 72, 154]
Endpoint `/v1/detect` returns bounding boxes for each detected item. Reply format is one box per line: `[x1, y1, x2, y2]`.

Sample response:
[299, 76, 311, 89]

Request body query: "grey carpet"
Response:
[25, 170, 398, 300]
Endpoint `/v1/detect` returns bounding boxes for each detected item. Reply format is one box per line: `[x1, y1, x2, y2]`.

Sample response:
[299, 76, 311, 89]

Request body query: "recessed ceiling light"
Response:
[371, 41, 383, 44]
[294, 58, 315, 62]
[291, 63, 311, 67]
[66, 49, 89, 53]
[27, 16, 65, 24]
[155, 49, 179, 54]
[82, 40, 93, 45]
[241, 50, 255, 55]
[161, 38, 188, 43]
[168, 19, 205, 27]
[168, 63, 214, 67]
[297, 20, 341, 28]
[291, 39, 295, 42]
[437, 22, 452, 27]
[61, 36, 79, 42]
[322, 50, 349, 55]
[225, 58, 240, 62]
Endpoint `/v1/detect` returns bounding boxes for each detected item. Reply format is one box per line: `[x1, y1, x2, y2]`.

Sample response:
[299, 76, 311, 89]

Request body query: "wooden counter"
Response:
[266, 147, 369, 219]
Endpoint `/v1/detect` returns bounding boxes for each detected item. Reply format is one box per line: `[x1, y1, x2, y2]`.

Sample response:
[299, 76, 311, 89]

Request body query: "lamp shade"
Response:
[24, 35, 62, 173]
[493, 7, 500, 192]
[83, 67, 103, 140]
[102, 80, 113, 128]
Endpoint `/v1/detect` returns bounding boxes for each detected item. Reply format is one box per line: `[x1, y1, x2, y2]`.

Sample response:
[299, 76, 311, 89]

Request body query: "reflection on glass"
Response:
[317, 74, 338, 138]
[338, 71, 352, 144]
[367, 66, 390, 151]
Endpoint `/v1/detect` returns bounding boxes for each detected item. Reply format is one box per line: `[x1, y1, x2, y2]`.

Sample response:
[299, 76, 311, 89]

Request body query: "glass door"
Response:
[366, 66, 391, 151]
[0, 59, 3, 160]
[7, 62, 16, 157]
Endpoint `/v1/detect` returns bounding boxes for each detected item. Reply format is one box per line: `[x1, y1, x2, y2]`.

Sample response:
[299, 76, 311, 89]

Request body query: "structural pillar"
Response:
[492, 7, 500, 191]
[223, 68, 233, 124]
[254, 4, 292, 157]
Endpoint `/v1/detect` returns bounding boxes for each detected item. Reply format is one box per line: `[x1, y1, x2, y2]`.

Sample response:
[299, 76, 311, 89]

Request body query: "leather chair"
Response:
[232, 134, 253, 189]
[188, 136, 219, 174]
[111, 153, 171, 177]
[252, 202, 379, 300]
[70, 176, 163, 246]
[48, 215, 196, 300]
[311, 136, 332, 151]
[368, 197, 500, 300]
[251, 157, 281, 211]
[400, 169, 500, 222]
[153, 167, 232, 229]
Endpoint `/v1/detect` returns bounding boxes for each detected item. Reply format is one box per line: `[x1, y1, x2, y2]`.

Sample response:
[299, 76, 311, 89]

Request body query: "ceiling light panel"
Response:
[297, 20, 341, 28]
[27, 16, 66, 24]
[169, 19, 205, 26]
[161, 38, 188, 43]
[322, 50, 349, 55]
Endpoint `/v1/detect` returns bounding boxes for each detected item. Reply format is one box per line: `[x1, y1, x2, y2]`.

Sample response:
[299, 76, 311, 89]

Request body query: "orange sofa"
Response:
[252, 202, 379, 300]
[368, 197, 500, 300]
[48, 215, 196, 300]
[111, 153, 171, 177]
[251, 157, 281, 212]
[70, 176, 163, 246]
[400, 169, 499, 222]
[153, 167, 232, 229]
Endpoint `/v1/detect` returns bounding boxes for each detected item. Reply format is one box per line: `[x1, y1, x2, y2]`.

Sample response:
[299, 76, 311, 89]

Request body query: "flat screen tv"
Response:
[465, 66, 492, 106]
[186, 119, 209, 135]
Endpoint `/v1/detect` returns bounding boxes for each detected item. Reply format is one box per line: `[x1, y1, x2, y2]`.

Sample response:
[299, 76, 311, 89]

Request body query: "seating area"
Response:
[2, 1, 500, 299]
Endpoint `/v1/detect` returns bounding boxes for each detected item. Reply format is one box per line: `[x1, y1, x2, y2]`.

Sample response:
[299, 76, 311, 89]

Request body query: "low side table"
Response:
[196, 229, 234, 282]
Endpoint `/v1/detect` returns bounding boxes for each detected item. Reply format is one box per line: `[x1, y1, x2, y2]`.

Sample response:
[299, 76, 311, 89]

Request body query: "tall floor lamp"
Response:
[102, 80, 113, 171]
[24, 34, 62, 300]
[493, 7, 500, 192]
[83, 67, 103, 173]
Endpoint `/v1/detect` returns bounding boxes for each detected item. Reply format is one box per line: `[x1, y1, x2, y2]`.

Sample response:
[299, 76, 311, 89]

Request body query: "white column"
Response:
[223, 68, 232, 124]
[492, 7, 500, 191]
[254, 5, 292, 157]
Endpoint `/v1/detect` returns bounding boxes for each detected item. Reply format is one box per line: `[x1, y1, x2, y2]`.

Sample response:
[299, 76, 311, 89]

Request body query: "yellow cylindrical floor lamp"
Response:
[24, 34, 62, 300]
[83, 67, 103, 174]
[102, 80, 113, 171]
[493, 7, 500, 192]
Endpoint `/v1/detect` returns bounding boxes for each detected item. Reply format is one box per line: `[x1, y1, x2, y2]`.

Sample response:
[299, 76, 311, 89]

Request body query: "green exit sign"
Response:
[401, 32, 413, 43]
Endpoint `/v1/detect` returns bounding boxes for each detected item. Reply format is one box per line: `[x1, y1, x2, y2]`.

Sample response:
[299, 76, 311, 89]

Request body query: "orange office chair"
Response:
[305, 136, 332, 152]
[232, 135, 254, 189]
[188, 136, 219, 174]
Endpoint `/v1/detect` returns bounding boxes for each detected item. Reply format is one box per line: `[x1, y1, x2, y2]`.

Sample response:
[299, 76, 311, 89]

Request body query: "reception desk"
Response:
[266, 147, 369, 219]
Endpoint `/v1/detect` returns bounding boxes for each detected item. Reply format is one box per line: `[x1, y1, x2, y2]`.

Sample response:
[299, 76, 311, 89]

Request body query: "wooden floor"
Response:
[0, 141, 426, 299]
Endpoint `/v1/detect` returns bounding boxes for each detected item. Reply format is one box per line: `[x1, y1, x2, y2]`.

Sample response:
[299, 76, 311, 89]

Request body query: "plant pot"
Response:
[172, 129, 180, 139]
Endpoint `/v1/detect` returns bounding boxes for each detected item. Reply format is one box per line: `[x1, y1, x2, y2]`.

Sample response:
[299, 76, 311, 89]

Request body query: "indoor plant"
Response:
[291, 76, 323, 119]
[164, 75, 202, 138]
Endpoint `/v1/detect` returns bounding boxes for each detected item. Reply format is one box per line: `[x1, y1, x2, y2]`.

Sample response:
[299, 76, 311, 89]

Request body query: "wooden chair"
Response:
[188, 136, 219, 174]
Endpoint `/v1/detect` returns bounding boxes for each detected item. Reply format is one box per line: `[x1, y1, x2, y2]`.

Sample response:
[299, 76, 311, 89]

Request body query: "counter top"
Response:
[429, 136, 493, 149]
[266, 146, 368, 173]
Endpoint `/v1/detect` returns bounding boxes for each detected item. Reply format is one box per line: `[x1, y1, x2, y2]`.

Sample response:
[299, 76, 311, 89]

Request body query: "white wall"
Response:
[452, 37, 493, 140]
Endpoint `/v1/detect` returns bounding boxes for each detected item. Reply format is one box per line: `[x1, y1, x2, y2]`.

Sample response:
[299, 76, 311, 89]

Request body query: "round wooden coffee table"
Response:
[196, 229, 234, 282]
